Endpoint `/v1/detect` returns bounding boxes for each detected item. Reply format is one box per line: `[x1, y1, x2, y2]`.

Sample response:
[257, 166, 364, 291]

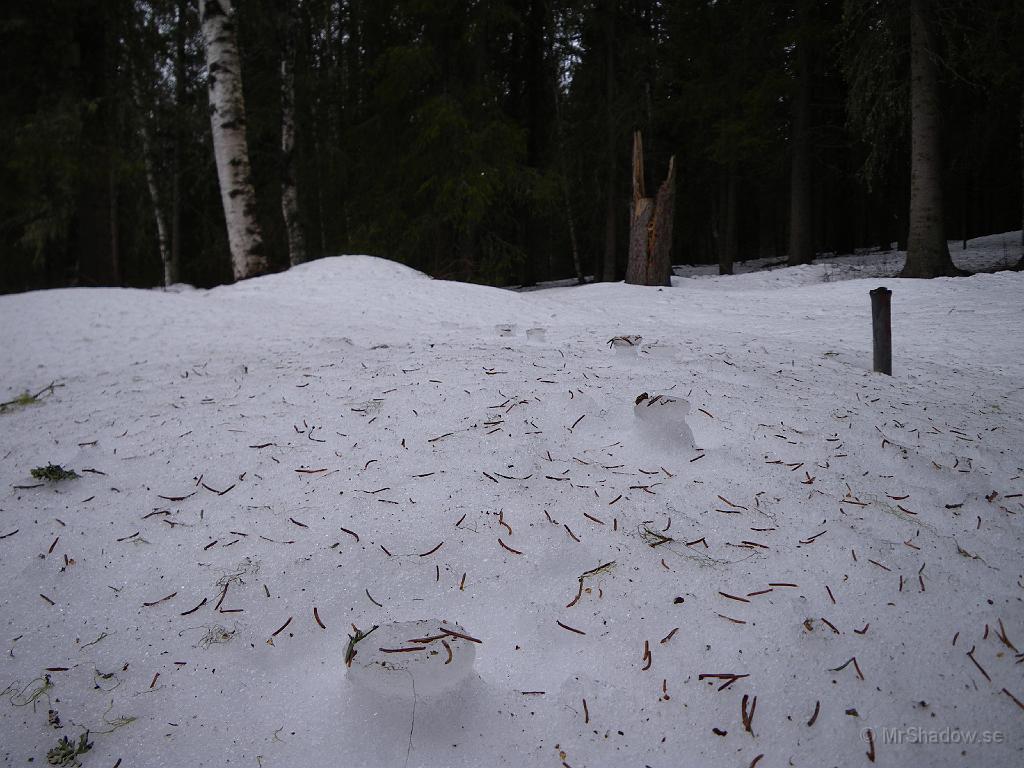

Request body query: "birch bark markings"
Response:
[199, 0, 267, 280]
[137, 97, 174, 286]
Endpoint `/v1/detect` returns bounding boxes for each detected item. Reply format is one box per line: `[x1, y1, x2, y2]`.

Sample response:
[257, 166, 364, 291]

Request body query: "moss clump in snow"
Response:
[31, 464, 80, 481]
[46, 731, 92, 766]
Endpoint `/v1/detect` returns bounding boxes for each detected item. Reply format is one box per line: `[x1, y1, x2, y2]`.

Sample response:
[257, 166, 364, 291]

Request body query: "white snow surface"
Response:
[1, 233, 1023, 768]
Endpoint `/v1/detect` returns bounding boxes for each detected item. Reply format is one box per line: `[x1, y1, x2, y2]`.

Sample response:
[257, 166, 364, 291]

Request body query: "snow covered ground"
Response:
[1, 233, 1022, 768]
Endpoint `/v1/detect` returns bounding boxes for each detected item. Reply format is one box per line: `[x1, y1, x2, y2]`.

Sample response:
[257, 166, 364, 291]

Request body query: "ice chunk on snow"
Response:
[607, 334, 643, 354]
[633, 393, 695, 450]
[346, 620, 477, 699]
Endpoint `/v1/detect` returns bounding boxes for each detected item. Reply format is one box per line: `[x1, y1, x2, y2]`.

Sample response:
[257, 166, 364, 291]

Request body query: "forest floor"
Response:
[1, 232, 1022, 768]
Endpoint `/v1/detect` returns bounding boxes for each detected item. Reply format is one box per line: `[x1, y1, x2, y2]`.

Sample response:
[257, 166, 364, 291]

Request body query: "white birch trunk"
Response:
[131, 60, 175, 286]
[199, 0, 267, 280]
[140, 114, 175, 286]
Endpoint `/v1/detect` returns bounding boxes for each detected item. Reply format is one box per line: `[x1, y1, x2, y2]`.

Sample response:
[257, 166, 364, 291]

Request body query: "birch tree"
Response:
[199, 0, 267, 280]
[130, 1, 176, 287]
[137, 93, 175, 286]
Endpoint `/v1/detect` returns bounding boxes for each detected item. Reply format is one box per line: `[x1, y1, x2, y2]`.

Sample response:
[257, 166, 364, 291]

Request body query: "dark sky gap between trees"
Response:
[1, 0, 1021, 294]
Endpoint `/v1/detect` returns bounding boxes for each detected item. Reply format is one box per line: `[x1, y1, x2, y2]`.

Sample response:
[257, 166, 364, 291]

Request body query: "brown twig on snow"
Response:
[556, 620, 586, 636]
[440, 627, 482, 644]
[830, 656, 864, 680]
[142, 592, 177, 607]
[741, 694, 757, 734]
[418, 541, 444, 557]
[498, 538, 523, 555]
[966, 645, 991, 682]
[807, 700, 820, 726]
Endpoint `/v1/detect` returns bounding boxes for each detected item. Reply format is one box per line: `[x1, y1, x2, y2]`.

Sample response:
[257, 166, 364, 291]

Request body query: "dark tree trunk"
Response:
[960, 178, 968, 250]
[107, 2, 123, 285]
[720, 169, 738, 275]
[903, 0, 959, 278]
[553, 80, 583, 283]
[516, 0, 550, 286]
[109, 165, 120, 285]
[758, 184, 778, 258]
[281, 1, 306, 267]
[347, 0, 363, 123]
[603, 169, 618, 281]
[788, 20, 814, 266]
[625, 131, 674, 286]
[171, 0, 185, 283]
[601, 1, 618, 282]
[73, 2, 116, 286]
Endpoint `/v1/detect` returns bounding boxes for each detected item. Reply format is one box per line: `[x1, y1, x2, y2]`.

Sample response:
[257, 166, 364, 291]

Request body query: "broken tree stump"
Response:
[625, 130, 676, 287]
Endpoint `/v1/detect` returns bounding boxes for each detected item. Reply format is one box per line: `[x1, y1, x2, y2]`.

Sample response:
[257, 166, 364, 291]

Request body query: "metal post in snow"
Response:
[870, 287, 892, 375]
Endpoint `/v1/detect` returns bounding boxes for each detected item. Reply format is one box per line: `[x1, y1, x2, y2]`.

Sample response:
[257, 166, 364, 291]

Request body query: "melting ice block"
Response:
[633, 393, 695, 450]
[608, 334, 643, 355]
[346, 619, 477, 699]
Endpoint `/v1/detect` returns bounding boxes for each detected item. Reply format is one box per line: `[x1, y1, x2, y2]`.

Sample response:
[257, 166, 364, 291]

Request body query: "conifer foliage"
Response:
[0, 0, 1020, 292]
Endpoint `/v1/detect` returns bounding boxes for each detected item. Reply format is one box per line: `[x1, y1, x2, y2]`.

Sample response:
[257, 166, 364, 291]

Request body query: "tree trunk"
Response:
[199, 0, 268, 281]
[144, 156, 174, 286]
[130, 7, 176, 289]
[72, 3, 115, 286]
[171, 0, 185, 283]
[553, 80, 583, 283]
[787, 24, 814, 266]
[136, 85, 174, 286]
[601, 1, 617, 282]
[758, 183, 778, 258]
[521, 0, 551, 286]
[109, 158, 121, 286]
[108, 9, 124, 286]
[1019, 74, 1023, 265]
[281, 2, 306, 267]
[720, 170, 738, 275]
[625, 131, 674, 286]
[603, 162, 618, 281]
[903, 0, 958, 278]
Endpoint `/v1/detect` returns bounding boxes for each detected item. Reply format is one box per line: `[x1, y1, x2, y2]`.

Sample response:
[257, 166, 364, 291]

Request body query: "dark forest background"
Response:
[1, 0, 1021, 293]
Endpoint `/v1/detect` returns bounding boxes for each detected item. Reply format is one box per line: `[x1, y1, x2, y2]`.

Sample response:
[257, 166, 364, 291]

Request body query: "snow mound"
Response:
[291, 254, 431, 282]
